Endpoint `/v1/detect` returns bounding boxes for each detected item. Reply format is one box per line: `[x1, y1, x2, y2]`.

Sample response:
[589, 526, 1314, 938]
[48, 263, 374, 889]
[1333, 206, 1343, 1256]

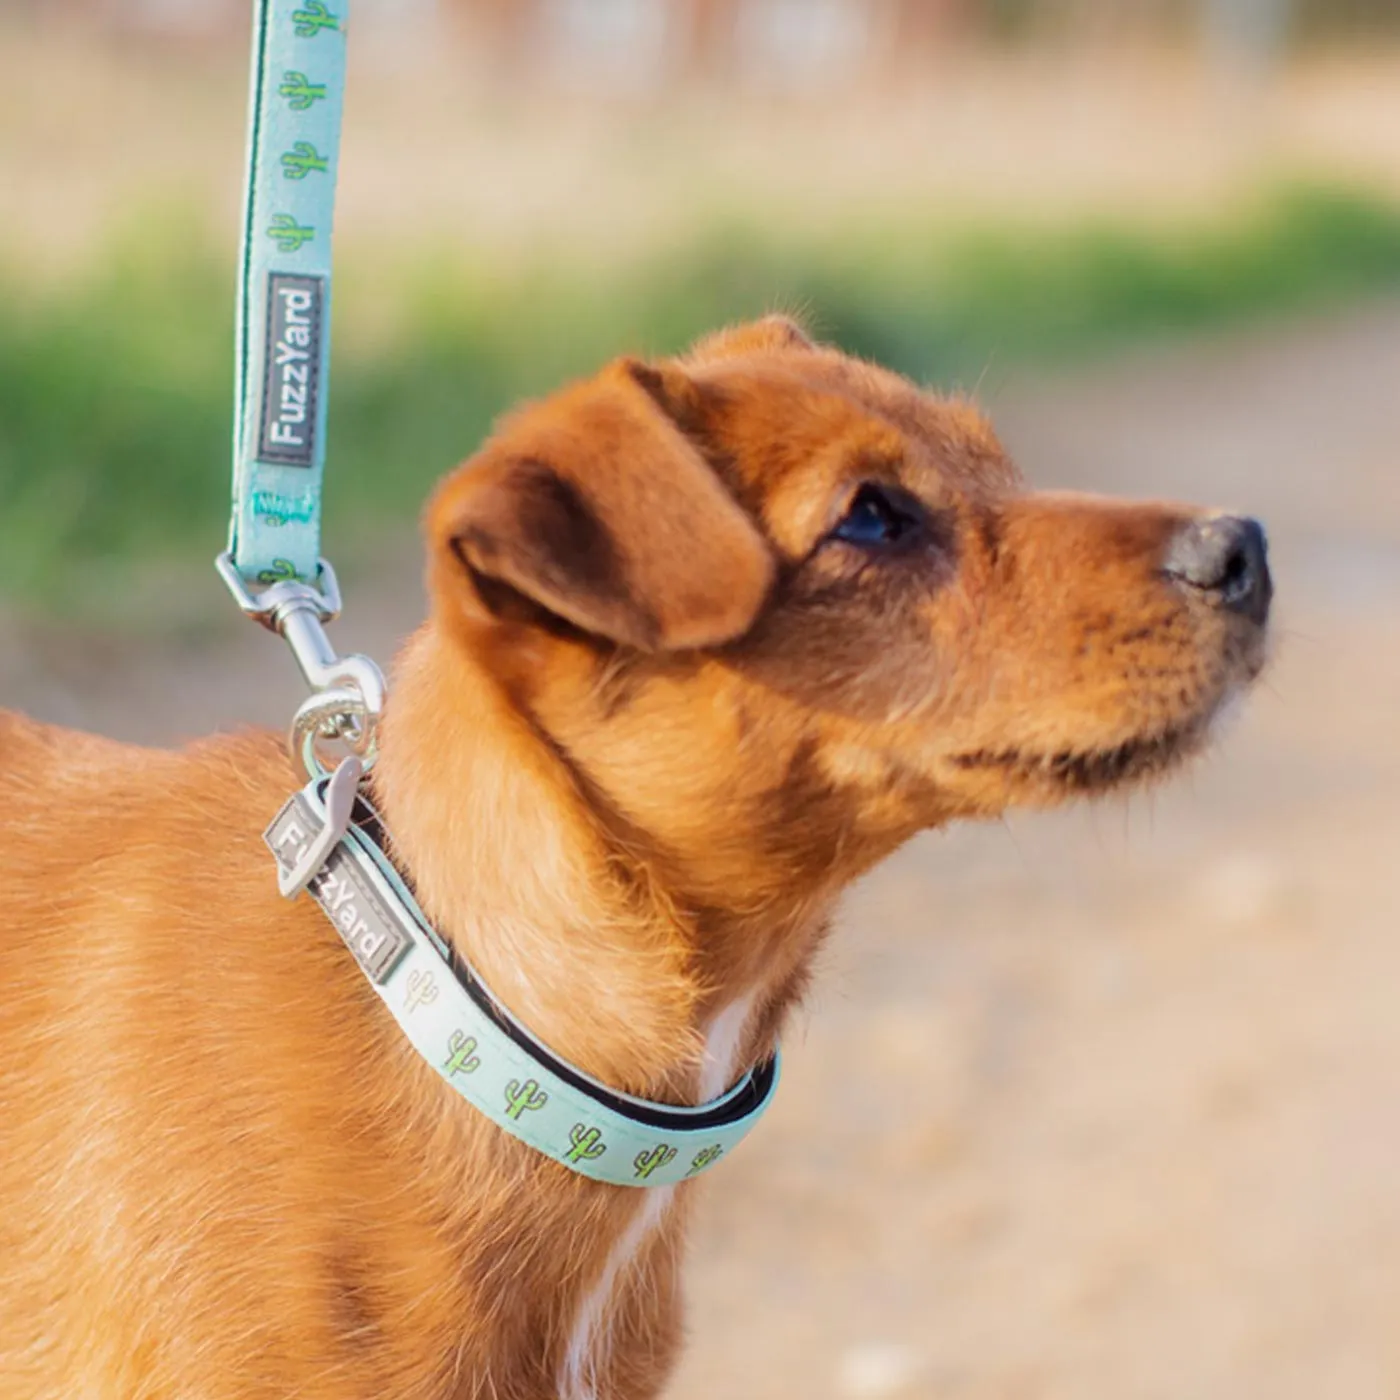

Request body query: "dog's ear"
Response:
[685, 314, 814, 363]
[427, 358, 774, 653]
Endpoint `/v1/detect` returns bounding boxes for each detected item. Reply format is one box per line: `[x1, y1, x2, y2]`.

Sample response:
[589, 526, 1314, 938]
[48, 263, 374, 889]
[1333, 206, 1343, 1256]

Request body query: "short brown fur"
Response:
[0, 318, 1269, 1399]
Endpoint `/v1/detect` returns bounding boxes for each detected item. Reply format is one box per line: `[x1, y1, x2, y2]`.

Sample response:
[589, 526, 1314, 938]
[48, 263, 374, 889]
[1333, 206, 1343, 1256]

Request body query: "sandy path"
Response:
[4, 301, 1399, 1399]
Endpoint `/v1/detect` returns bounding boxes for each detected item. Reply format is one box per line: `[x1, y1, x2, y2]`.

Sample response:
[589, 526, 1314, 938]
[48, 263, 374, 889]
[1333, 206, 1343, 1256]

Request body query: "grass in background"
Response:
[1, 181, 1398, 617]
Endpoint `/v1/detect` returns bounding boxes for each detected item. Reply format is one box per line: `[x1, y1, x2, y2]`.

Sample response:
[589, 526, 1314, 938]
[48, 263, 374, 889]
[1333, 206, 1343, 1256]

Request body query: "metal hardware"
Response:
[217, 551, 386, 777]
[216, 550, 341, 623]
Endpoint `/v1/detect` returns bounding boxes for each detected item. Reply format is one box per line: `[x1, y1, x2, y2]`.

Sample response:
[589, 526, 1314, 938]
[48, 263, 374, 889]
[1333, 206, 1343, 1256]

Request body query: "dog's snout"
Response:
[1163, 515, 1271, 623]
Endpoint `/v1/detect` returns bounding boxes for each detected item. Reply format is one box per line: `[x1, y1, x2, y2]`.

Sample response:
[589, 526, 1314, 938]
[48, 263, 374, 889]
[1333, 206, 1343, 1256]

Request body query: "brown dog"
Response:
[0, 317, 1270, 1399]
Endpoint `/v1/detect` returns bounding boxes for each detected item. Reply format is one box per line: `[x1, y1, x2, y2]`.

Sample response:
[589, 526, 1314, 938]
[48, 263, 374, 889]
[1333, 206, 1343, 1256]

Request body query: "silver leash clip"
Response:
[216, 552, 387, 779]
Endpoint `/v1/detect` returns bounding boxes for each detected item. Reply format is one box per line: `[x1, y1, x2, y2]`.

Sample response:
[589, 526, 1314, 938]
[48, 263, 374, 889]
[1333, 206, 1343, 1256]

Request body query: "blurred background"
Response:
[3, 2, 1399, 1396]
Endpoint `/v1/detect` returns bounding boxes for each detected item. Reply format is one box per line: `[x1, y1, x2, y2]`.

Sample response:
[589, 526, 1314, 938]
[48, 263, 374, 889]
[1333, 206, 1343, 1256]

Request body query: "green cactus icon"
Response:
[504, 1078, 548, 1120]
[278, 70, 327, 110]
[565, 1124, 607, 1164]
[280, 141, 329, 180]
[255, 558, 298, 585]
[633, 1144, 677, 1180]
[267, 213, 315, 253]
[292, 1, 339, 36]
[403, 969, 437, 1013]
[686, 1144, 724, 1177]
[442, 1030, 480, 1078]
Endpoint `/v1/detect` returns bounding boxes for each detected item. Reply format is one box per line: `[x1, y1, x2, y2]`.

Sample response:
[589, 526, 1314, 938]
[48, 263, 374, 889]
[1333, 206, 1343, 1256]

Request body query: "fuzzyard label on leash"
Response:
[258, 273, 324, 467]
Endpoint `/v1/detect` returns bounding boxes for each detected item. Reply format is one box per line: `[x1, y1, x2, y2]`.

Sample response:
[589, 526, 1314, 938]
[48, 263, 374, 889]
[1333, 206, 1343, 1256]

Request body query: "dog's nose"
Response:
[1163, 515, 1271, 624]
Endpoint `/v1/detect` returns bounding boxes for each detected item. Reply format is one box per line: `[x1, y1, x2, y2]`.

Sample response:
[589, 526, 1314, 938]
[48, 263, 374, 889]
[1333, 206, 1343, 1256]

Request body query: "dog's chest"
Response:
[552, 991, 759, 1400]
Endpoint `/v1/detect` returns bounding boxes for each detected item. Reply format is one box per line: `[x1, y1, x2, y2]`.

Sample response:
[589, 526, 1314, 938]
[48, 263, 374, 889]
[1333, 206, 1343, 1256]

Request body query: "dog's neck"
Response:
[372, 623, 828, 1104]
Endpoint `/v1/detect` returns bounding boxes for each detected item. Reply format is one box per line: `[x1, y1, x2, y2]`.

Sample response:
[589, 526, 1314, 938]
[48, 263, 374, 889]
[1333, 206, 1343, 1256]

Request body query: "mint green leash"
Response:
[214, 0, 779, 1187]
[218, 0, 384, 775]
[228, 0, 346, 588]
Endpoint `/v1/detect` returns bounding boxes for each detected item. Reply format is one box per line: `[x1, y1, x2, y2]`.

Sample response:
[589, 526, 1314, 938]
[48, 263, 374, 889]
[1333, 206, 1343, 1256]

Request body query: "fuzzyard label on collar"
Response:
[269, 790, 409, 981]
[264, 780, 779, 1188]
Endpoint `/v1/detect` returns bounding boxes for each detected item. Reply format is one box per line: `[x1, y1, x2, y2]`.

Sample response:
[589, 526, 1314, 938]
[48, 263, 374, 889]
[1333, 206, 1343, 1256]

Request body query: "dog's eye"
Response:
[830, 484, 921, 547]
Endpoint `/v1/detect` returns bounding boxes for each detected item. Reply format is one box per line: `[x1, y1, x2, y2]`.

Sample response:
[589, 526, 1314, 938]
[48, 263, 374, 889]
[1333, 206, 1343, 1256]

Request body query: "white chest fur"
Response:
[555, 991, 759, 1400]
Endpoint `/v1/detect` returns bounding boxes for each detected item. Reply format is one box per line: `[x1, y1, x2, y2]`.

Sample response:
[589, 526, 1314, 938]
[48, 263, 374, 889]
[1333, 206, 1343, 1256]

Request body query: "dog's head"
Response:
[425, 316, 1270, 905]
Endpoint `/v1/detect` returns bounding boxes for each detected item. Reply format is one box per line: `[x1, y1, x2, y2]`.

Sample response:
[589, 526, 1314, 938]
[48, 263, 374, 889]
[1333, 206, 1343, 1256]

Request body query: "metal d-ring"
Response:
[291, 683, 380, 778]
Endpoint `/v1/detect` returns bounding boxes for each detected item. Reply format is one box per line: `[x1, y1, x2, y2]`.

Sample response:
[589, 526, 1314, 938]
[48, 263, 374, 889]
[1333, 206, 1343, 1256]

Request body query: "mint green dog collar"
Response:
[265, 773, 780, 1188]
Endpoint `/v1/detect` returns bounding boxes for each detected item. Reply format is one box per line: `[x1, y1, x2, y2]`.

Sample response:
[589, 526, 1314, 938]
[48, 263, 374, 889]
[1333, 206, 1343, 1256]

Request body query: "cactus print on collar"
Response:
[264, 774, 781, 1189]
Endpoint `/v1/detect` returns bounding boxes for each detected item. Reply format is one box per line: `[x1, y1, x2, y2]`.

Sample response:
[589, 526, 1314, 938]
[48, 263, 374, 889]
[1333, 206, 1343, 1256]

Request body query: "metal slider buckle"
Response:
[276, 754, 364, 898]
[216, 551, 387, 779]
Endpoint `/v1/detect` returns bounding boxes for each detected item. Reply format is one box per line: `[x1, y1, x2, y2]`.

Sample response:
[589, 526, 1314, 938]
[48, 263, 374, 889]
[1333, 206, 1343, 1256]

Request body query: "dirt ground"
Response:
[4, 300, 1399, 1398]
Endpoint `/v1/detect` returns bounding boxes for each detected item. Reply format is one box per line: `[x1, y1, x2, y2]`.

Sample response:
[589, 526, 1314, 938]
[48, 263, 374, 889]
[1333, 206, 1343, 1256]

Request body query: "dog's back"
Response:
[0, 723, 377, 1395]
